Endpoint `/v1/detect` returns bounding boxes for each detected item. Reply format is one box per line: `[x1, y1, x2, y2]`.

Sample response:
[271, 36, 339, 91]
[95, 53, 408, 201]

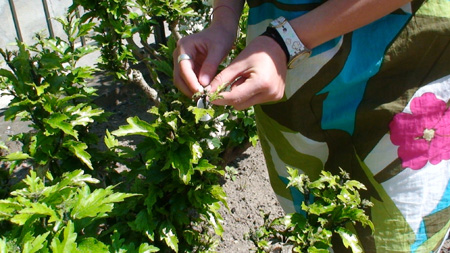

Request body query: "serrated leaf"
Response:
[170, 144, 193, 184]
[35, 82, 50, 96]
[58, 170, 99, 188]
[104, 129, 119, 149]
[306, 202, 336, 215]
[71, 106, 104, 127]
[160, 222, 178, 252]
[336, 227, 363, 253]
[188, 106, 214, 124]
[77, 237, 109, 253]
[20, 202, 60, 223]
[63, 140, 93, 170]
[10, 212, 34, 225]
[112, 116, 159, 139]
[138, 243, 159, 253]
[22, 232, 50, 253]
[2, 151, 30, 161]
[50, 220, 77, 253]
[195, 159, 216, 173]
[44, 113, 78, 139]
[0, 200, 21, 219]
[71, 185, 137, 219]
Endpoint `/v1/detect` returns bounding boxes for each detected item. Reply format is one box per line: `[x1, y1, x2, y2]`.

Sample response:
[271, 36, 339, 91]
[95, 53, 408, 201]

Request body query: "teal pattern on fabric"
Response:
[317, 14, 410, 135]
[411, 221, 428, 252]
[432, 180, 450, 215]
[280, 176, 314, 215]
[411, 179, 450, 252]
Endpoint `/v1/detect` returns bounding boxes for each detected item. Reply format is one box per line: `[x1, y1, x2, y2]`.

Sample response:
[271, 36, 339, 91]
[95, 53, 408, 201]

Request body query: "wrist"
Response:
[257, 35, 288, 67]
[260, 27, 290, 64]
[210, 5, 240, 41]
[265, 16, 311, 69]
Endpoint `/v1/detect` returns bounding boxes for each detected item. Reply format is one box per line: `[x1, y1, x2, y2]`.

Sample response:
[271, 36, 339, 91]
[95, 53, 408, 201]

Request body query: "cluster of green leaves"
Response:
[103, 89, 233, 251]
[0, 170, 144, 253]
[68, 0, 137, 80]
[0, 14, 108, 177]
[250, 168, 374, 253]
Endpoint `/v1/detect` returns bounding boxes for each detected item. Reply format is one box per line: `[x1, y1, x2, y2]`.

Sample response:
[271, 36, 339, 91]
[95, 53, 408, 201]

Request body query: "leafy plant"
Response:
[249, 168, 374, 253]
[104, 90, 230, 251]
[0, 14, 108, 176]
[0, 169, 144, 253]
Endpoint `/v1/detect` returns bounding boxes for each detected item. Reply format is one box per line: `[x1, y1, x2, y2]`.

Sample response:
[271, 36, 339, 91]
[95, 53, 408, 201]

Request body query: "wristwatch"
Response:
[269, 16, 311, 69]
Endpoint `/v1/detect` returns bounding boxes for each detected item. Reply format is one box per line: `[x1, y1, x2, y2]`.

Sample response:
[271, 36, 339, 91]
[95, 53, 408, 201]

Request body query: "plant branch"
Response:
[128, 68, 160, 106]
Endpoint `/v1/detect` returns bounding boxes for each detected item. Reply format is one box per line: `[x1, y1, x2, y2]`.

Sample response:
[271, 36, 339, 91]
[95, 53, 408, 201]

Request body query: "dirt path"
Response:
[217, 143, 284, 252]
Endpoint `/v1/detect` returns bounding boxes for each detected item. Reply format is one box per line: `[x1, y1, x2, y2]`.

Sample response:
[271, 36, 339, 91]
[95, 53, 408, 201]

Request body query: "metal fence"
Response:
[0, 0, 73, 49]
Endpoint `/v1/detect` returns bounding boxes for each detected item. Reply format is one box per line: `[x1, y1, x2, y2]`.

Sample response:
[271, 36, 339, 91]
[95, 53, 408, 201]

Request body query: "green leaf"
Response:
[71, 106, 104, 127]
[0, 200, 21, 220]
[39, 52, 62, 70]
[160, 222, 178, 252]
[112, 116, 159, 139]
[0, 140, 7, 151]
[195, 159, 216, 173]
[104, 129, 119, 149]
[188, 106, 214, 124]
[170, 144, 193, 184]
[0, 237, 11, 253]
[0, 69, 18, 84]
[336, 227, 363, 253]
[20, 202, 60, 223]
[207, 208, 224, 236]
[10, 212, 34, 225]
[63, 140, 93, 170]
[2, 151, 30, 161]
[44, 113, 78, 139]
[71, 185, 137, 219]
[191, 142, 202, 164]
[51, 220, 78, 253]
[138, 243, 159, 253]
[22, 232, 50, 253]
[150, 59, 173, 78]
[307, 202, 336, 215]
[77, 237, 109, 253]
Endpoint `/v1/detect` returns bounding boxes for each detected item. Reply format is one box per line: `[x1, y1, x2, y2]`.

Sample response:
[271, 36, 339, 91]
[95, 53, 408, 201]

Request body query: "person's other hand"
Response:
[173, 26, 236, 97]
[208, 35, 288, 110]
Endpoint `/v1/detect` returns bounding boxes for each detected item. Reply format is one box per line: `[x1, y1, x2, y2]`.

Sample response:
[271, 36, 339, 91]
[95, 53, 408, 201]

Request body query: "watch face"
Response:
[288, 51, 311, 69]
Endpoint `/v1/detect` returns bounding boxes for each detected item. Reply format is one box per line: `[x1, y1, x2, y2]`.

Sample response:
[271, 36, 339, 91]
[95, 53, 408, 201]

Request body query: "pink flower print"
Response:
[389, 92, 450, 170]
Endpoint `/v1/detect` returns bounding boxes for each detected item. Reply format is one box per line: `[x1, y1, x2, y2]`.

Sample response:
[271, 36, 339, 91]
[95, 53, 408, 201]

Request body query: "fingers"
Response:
[173, 49, 203, 97]
[212, 75, 285, 110]
[198, 48, 227, 86]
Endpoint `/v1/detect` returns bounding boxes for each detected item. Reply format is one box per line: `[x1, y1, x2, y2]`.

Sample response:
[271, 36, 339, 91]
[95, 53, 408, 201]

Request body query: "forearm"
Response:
[210, 0, 245, 39]
[291, 0, 411, 49]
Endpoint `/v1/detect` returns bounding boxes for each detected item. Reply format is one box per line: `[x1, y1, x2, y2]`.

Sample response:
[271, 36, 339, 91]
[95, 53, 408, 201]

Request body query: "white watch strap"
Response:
[271, 16, 310, 62]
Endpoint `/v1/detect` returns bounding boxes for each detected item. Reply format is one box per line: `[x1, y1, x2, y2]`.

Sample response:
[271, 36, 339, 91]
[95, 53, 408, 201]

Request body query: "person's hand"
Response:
[208, 35, 288, 110]
[173, 25, 236, 97]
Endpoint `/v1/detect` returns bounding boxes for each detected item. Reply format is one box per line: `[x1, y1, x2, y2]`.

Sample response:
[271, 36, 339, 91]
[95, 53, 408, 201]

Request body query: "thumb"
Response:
[198, 49, 226, 86]
[208, 61, 243, 94]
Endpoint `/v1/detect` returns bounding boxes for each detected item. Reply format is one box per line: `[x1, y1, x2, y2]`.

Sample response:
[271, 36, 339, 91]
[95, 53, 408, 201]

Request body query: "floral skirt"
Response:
[247, 0, 450, 252]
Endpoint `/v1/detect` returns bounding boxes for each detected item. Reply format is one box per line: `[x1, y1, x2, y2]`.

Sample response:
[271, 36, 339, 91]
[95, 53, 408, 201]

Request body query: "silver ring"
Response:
[177, 54, 191, 63]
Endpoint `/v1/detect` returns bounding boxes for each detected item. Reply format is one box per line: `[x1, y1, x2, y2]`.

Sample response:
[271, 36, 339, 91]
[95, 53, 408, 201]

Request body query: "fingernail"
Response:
[199, 74, 210, 86]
